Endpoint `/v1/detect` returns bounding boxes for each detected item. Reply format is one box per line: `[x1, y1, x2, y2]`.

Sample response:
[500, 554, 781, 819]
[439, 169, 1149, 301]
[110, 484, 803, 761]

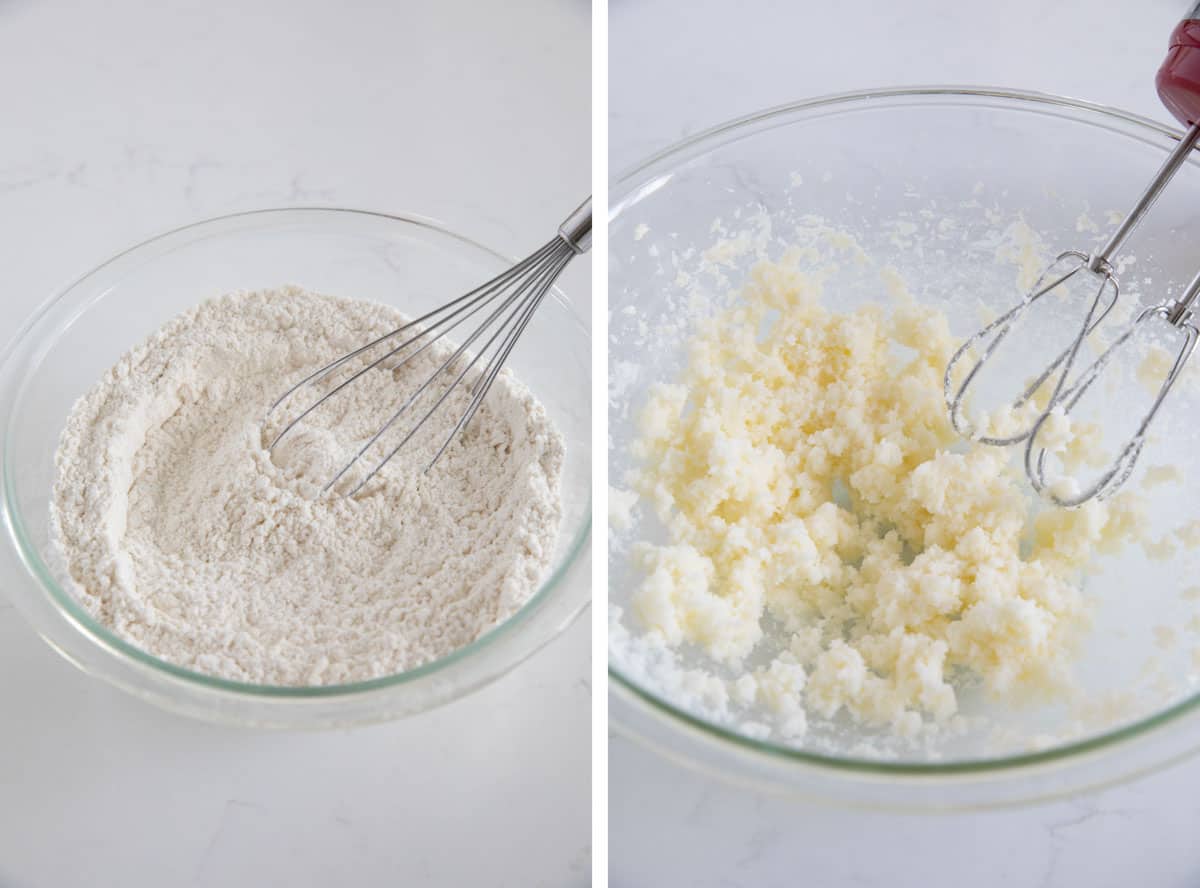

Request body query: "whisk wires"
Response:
[264, 233, 578, 495]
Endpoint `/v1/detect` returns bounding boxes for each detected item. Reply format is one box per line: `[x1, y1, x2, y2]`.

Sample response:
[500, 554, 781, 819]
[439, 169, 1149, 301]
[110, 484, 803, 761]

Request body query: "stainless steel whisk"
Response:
[264, 199, 591, 496]
[945, 8, 1200, 507]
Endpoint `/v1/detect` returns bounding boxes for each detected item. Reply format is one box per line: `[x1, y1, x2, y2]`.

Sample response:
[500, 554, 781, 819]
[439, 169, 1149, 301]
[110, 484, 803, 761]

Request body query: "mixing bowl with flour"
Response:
[0, 208, 591, 727]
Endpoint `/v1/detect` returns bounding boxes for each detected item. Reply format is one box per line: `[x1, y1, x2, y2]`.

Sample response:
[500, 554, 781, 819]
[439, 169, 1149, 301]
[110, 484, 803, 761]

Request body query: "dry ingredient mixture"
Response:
[623, 256, 1151, 741]
[52, 287, 564, 685]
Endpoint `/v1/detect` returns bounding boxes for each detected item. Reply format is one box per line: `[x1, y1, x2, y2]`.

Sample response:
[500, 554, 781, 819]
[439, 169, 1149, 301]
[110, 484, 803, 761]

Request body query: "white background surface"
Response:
[0, 1, 590, 887]
[609, 0, 1200, 886]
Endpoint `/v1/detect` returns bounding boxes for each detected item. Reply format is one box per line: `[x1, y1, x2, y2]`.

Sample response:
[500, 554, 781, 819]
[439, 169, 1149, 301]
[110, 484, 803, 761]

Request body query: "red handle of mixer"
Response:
[1157, 9, 1200, 126]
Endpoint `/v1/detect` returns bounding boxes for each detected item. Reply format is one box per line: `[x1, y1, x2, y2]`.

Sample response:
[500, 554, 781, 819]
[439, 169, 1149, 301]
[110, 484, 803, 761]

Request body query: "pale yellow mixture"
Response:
[629, 258, 1145, 738]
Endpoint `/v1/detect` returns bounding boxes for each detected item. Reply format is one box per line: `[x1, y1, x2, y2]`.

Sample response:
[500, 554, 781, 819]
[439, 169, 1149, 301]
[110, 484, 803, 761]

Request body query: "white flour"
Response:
[51, 287, 564, 686]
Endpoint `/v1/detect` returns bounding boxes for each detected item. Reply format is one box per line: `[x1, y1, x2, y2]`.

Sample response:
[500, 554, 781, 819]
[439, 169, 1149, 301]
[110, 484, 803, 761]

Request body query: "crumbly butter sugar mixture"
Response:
[52, 287, 563, 686]
[627, 258, 1146, 739]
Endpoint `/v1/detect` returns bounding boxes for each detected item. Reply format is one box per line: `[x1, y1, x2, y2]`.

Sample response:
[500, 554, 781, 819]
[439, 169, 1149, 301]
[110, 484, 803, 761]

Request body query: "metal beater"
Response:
[264, 199, 590, 497]
[946, 9, 1200, 507]
[1024, 271, 1200, 506]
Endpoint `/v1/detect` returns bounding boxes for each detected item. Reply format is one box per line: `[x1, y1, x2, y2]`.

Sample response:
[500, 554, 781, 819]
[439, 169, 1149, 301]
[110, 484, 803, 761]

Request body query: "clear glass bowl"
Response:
[609, 87, 1200, 807]
[0, 208, 591, 728]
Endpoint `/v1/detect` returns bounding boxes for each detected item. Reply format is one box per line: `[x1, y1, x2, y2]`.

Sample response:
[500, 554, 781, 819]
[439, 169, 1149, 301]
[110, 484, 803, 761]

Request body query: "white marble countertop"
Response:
[610, 0, 1200, 885]
[0, 1, 590, 886]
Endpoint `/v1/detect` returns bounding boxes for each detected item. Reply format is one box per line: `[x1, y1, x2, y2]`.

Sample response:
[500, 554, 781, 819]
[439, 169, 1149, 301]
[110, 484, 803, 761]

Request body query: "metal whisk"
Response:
[945, 9, 1200, 507]
[264, 199, 591, 496]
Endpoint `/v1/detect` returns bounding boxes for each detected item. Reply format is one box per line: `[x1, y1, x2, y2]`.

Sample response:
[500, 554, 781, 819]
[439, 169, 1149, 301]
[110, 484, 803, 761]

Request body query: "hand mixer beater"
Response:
[946, 8, 1200, 507]
[264, 199, 591, 497]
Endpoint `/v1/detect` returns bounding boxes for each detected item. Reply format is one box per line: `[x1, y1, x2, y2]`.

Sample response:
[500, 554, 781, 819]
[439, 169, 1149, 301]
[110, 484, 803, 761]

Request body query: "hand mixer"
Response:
[945, 9, 1200, 507]
[264, 199, 591, 496]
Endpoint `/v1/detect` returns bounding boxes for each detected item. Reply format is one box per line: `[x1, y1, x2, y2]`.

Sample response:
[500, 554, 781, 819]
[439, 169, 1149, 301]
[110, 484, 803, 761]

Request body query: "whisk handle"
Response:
[557, 197, 592, 254]
[1157, 7, 1200, 127]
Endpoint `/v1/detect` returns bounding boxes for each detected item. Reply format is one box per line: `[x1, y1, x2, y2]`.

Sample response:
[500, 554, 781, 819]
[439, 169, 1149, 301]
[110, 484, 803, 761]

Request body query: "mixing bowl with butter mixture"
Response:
[609, 88, 1200, 806]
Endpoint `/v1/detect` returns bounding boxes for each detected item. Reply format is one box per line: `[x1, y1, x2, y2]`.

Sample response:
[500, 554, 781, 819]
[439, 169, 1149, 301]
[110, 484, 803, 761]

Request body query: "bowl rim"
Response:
[608, 85, 1200, 778]
[0, 205, 592, 700]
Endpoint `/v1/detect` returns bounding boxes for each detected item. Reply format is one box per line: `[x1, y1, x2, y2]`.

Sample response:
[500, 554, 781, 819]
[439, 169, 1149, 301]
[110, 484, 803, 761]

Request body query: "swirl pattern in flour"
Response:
[51, 287, 564, 686]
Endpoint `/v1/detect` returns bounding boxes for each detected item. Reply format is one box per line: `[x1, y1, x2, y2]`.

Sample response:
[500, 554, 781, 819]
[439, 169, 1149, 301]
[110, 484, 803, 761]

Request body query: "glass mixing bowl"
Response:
[0, 208, 590, 728]
[609, 87, 1200, 807]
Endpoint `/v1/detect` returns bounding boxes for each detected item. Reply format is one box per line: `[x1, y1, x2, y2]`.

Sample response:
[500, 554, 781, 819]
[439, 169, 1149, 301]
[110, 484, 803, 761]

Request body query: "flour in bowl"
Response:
[51, 286, 564, 685]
